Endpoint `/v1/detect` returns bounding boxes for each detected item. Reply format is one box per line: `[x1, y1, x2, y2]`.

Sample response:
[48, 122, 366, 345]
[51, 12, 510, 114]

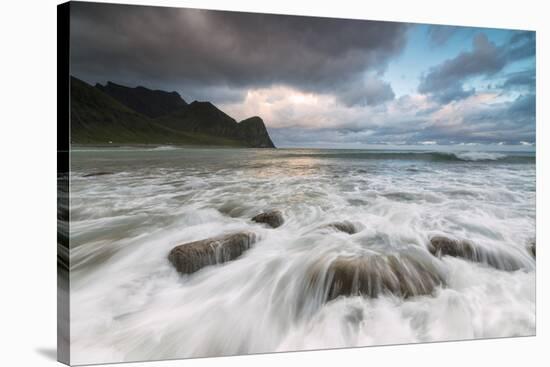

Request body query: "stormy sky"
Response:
[70, 2, 536, 148]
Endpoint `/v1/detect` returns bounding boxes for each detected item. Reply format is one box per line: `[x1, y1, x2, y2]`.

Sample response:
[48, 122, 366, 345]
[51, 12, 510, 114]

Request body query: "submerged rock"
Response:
[428, 235, 526, 271]
[528, 240, 536, 258]
[428, 236, 476, 259]
[307, 253, 446, 301]
[321, 221, 358, 234]
[168, 232, 256, 274]
[83, 171, 113, 177]
[251, 210, 284, 228]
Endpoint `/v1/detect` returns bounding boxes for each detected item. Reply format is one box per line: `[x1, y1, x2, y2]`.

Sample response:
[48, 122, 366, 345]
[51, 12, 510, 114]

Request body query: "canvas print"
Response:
[57, 1, 536, 365]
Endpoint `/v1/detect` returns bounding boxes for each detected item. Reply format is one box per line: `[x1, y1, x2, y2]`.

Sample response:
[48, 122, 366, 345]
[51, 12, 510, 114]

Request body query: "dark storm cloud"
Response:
[507, 31, 536, 60]
[418, 34, 504, 103]
[418, 32, 535, 103]
[336, 76, 395, 107]
[180, 85, 248, 104]
[427, 25, 458, 46]
[71, 2, 408, 105]
[414, 94, 535, 145]
[503, 93, 535, 119]
[502, 70, 536, 90]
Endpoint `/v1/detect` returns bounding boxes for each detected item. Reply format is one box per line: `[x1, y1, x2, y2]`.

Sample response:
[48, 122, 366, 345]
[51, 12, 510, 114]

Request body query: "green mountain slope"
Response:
[69, 77, 275, 147]
[95, 81, 188, 118]
[156, 102, 275, 148]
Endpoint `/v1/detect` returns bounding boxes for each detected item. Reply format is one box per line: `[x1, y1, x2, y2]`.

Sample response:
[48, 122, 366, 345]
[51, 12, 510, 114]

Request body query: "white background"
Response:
[0, 0, 547, 365]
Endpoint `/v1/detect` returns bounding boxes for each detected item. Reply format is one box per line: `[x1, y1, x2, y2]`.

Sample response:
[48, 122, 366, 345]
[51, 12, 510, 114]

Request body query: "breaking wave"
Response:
[452, 151, 507, 161]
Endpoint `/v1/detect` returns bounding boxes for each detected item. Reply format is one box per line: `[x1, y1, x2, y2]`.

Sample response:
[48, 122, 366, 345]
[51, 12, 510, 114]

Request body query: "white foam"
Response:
[149, 145, 179, 151]
[454, 151, 507, 161]
[68, 148, 535, 364]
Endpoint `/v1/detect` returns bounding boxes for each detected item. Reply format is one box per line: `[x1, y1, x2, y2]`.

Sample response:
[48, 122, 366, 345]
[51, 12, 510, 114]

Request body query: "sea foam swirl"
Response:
[68, 147, 535, 365]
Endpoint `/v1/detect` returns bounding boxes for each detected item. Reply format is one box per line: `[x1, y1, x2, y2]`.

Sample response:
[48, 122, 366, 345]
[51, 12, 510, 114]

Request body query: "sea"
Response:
[68, 146, 536, 365]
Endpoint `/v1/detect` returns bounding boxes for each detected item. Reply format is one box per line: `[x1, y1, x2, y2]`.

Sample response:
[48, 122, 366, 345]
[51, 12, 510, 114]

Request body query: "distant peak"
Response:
[239, 116, 265, 125]
[190, 100, 214, 106]
[242, 116, 263, 122]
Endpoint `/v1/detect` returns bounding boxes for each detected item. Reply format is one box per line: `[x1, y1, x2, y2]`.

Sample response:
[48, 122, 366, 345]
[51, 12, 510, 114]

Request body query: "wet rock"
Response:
[83, 171, 113, 177]
[307, 253, 446, 301]
[428, 235, 526, 271]
[321, 221, 358, 234]
[428, 236, 476, 259]
[528, 241, 536, 258]
[251, 210, 284, 228]
[168, 232, 256, 274]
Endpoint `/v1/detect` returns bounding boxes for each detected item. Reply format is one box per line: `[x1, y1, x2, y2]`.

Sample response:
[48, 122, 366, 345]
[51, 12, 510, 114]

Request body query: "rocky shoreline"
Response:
[167, 210, 536, 303]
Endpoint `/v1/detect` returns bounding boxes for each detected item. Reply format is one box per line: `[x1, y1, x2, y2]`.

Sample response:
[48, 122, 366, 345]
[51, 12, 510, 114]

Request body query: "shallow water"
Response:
[69, 147, 536, 365]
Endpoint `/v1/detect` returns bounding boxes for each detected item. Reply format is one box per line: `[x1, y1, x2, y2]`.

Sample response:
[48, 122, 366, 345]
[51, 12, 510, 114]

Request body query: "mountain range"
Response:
[70, 77, 275, 148]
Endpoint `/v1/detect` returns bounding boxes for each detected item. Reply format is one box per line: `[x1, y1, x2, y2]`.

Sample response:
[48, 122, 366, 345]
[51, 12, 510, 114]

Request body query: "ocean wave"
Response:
[281, 150, 534, 163]
[452, 151, 507, 161]
[149, 145, 179, 151]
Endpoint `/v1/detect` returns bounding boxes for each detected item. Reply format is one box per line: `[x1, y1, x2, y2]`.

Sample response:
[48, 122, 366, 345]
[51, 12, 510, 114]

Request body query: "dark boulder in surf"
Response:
[428, 236, 527, 271]
[528, 241, 536, 258]
[168, 232, 256, 274]
[251, 210, 284, 228]
[321, 221, 358, 235]
[307, 253, 446, 301]
[428, 236, 475, 259]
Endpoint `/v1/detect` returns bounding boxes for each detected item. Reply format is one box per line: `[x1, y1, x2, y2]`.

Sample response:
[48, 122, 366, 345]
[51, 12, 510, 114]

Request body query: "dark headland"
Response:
[70, 76, 276, 148]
